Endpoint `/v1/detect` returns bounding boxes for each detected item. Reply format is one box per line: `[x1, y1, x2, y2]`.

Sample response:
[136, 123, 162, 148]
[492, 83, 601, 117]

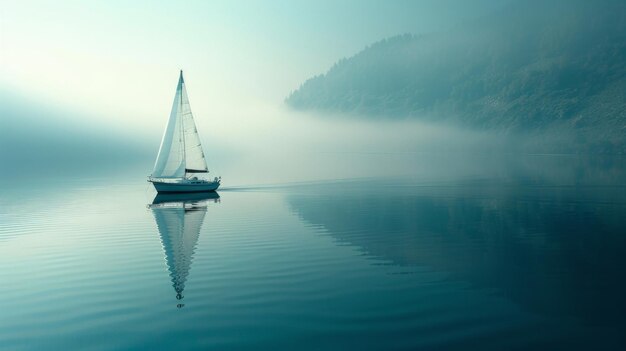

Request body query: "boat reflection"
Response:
[148, 191, 220, 307]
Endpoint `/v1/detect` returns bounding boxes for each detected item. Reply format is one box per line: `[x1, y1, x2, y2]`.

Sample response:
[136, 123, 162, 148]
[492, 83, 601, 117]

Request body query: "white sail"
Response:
[151, 71, 208, 178]
[180, 77, 209, 173]
[152, 73, 186, 178]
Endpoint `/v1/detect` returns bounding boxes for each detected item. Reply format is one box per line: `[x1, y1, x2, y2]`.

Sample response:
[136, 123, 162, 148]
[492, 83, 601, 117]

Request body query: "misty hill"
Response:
[286, 0, 626, 153]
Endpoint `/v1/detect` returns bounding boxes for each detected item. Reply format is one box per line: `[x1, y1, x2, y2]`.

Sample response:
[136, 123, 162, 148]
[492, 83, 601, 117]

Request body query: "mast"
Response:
[180, 70, 187, 179]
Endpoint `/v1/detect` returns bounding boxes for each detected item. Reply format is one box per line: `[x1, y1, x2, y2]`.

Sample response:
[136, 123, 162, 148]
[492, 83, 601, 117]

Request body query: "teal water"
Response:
[1, 156, 626, 350]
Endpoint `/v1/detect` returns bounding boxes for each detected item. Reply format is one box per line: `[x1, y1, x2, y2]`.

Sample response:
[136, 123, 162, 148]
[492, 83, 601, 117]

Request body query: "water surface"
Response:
[1, 155, 625, 350]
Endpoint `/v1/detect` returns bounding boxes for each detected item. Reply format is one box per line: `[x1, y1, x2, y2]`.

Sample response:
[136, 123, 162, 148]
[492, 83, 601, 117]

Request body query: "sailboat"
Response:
[149, 70, 220, 193]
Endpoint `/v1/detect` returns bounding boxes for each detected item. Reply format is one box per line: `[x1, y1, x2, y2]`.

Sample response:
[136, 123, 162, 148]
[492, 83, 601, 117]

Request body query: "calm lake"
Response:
[1, 154, 625, 350]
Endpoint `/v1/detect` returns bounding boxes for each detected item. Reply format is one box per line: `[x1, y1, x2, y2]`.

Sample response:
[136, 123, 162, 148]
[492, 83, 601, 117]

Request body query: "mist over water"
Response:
[2, 93, 620, 188]
[2, 90, 511, 184]
[207, 107, 503, 184]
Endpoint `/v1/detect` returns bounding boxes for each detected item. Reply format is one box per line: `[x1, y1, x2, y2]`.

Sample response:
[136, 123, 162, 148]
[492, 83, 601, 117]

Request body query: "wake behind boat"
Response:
[149, 71, 220, 193]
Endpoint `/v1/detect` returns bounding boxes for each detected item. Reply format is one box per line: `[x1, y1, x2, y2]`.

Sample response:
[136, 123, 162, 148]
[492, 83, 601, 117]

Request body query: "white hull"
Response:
[151, 180, 220, 193]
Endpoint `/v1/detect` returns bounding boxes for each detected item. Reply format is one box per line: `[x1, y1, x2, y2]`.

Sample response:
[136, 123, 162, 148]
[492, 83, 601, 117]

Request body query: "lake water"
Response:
[1, 155, 626, 350]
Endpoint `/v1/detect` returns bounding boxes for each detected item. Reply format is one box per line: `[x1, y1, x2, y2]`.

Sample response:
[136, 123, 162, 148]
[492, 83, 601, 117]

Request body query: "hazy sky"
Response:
[0, 0, 508, 133]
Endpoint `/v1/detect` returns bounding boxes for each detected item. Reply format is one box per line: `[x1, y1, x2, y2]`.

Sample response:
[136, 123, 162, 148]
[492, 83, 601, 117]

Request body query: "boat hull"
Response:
[151, 180, 220, 193]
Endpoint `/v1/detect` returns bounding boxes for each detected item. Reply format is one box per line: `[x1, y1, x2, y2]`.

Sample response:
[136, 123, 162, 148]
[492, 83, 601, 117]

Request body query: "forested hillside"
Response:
[286, 0, 626, 153]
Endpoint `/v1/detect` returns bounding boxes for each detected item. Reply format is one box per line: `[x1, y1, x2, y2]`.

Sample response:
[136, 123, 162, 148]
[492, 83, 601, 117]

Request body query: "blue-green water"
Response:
[1, 156, 626, 350]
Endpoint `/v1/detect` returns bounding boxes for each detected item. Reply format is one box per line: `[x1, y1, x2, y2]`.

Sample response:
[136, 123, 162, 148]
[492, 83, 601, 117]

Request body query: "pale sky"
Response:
[0, 0, 508, 136]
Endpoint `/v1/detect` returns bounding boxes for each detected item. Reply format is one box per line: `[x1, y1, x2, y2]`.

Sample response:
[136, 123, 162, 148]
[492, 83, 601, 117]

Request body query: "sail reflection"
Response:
[149, 192, 220, 307]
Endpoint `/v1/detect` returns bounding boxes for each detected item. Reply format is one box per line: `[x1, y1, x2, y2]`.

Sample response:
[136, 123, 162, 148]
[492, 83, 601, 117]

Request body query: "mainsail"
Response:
[152, 71, 209, 178]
